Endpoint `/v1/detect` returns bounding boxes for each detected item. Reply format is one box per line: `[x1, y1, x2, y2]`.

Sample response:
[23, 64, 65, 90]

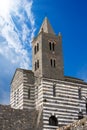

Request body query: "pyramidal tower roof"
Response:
[39, 17, 55, 35]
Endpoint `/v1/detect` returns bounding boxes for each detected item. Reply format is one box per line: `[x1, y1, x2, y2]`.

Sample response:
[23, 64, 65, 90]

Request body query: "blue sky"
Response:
[0, 0, 87, 104]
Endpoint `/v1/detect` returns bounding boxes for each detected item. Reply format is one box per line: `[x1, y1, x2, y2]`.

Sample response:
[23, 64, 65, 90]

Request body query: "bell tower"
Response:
[32, 17, 64, 80]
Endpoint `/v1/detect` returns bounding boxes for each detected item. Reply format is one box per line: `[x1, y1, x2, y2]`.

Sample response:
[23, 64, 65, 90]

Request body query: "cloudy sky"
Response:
[0, 0, 87, 104]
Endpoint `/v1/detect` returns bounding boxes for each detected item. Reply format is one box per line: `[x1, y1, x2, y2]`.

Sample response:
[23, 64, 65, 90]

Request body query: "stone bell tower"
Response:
[32, 17, 64, 80]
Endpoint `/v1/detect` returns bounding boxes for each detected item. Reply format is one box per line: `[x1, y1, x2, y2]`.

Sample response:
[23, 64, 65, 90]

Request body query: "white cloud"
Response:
[0, 0, 35, 104]
[0, 0, 35, 69]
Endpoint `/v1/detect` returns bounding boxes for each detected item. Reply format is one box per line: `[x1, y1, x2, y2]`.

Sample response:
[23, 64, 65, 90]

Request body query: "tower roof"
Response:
[39, 17, 55, 35]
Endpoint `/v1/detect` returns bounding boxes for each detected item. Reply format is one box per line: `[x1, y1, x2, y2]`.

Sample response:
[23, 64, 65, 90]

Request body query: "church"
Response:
[10, 17, 87, 130]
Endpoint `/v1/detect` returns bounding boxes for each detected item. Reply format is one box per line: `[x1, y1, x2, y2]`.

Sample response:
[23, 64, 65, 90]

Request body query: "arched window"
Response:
[78, 111, 83, 120]
[36, 86, 38, 99]
[35, 62, 37, 71]
[50, 59, 56, 67]
[49, 115, 58, 126]
[49, 42, 51, 50]
[34, 46, 37, 54]
[37, 43, 39, 52]
[54, 59, 56, 67]
[78, 87, 81, 99]
[86, 100, 87, 114]
[53, 84, 56, 96]
[53, 42, 55, 51]
[17, 89, 19, 104]
[50, 59, 52, 67]
[28, 88, 30, 99]
[37, 60, 39, 68]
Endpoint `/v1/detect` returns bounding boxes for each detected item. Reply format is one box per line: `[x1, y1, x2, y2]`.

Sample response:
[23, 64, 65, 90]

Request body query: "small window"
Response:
[49, 115, 58, 126]
[53, 42, 55, 51]
[34, 46, 37, 54]
[54, 60, 56, 67]
[37, 60, 39, 68]
[78, 87, 81, 100]
[78, 111, 83, 120]
[49, 42, 51, 50]
[17, 89, 19, 96]
[37, 43, 39, 52]
[86, 102, 87, 114]
[35, 60, 39, 70]
[36, 86, 38, 99]
[43, 99, 47, 102]
[35, 62, 37, 71]
[50, 59, 56, 68]
[28, 88, 30, 99]
[50, 59, 52, 67]
[53, 84, 56, 96]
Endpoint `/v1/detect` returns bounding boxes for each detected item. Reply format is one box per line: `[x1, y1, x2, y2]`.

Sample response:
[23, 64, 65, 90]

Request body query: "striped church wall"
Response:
[10, 69, 35, 110]
[10, 69, 87, 130]
[41, 78, 87, 130]
[10, 70, 24, 109]
[35, 83, 43, 110]
[23, 83, 35, 109]
[10, 83, 24, 109]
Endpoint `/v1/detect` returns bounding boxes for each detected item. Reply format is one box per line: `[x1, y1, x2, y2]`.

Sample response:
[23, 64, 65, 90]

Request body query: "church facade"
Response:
[10, 17, 87, 130]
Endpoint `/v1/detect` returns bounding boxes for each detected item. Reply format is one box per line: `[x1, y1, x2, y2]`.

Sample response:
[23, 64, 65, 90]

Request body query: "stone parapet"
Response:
[0, 104, 39, 130]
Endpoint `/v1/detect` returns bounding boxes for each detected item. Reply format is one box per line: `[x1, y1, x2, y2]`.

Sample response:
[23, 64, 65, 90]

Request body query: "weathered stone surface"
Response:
[57, 117, 87, 130]
[0, 104, 42, 130]
[32, 18, 64, 80]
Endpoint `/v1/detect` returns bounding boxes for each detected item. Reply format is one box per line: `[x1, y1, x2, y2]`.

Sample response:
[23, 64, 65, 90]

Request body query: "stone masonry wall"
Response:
[0, 105, 40, 130]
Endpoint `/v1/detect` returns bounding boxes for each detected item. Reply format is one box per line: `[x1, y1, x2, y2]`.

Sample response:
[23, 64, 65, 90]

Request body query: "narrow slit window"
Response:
[37, 60, 39, 68]
[37, 43, 39, 52]
[28, 88, 30, 99]
[49, 42, 51, 50]
[86, 102, 87, 114]
[50, 59, 52, 67]
[37, 86, 38, 99]
[78, 111, 83, 120]
[78, 87, 81, 100]
[53, 42, 55, 51]
[54, 60, 56, 67]
[34, 46, 37, 54]
[53, 84, 56, 96]
[35, 62, 37, 71]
